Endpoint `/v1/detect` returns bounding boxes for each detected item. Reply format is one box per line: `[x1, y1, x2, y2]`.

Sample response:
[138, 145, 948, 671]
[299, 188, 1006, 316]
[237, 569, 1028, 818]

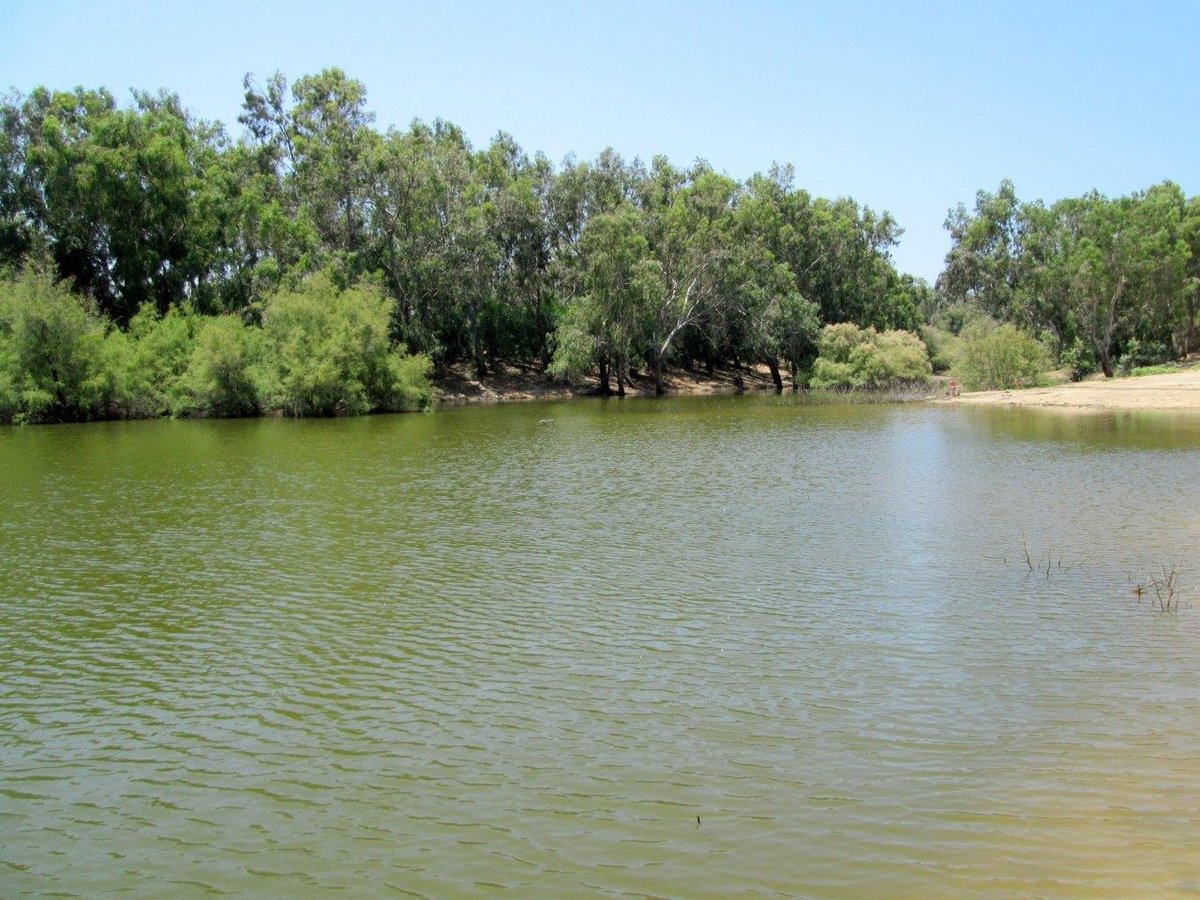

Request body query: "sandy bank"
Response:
[946, 368, 1200, 412]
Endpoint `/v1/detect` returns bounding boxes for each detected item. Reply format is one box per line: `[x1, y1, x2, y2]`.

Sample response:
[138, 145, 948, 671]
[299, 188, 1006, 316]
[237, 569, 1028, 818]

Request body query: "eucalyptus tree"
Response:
[240, 68, 378, 272]
[1180, 195, 1200, 356]
[1024, 185, 1189, 376]
[550, 205, 661, 395]
[937, 180, 1028, 322]
[643, 169, 739, 394]
[6, 86, 231, 320]
[474, 134, 559, 367]
[0, 91, 39, 269]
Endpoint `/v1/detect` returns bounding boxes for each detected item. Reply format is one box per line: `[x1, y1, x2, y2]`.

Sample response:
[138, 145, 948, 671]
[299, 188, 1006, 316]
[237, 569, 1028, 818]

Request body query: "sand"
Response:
[945, 368, 1200, 412]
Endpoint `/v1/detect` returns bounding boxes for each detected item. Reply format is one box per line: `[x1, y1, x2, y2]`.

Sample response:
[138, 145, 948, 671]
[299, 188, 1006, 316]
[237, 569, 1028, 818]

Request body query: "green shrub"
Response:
[85, 328, 147, 418]
[0, 271, 106, 422]
[956, 321, 1049, 390]
[1116, 337, 1173, 375]
[1059, 337, 1097, 381]
[809, 323, 932, 389]
[810, 357, 862, 388]
[920, 324, 960, 374]
[177, 316, 262, 417]
[128, 305, 198, 413]
[0, 334, 19, 422]
[259, 274, 431, 416]
[382, 350, 434, 411]
[856, 329, 933, 384]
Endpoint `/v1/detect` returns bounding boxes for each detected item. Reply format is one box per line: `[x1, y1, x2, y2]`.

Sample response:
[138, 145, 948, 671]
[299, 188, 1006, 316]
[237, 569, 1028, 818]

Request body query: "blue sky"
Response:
[3, 0, 1197, 281]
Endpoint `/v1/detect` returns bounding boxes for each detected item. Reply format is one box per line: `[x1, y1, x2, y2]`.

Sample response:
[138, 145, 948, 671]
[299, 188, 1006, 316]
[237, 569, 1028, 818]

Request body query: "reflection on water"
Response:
[964, 404, 1200, 449]
[2, 397, 1200, 897]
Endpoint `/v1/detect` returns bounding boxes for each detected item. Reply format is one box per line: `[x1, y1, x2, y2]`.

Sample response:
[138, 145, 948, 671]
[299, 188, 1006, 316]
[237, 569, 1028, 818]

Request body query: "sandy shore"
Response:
[946, 368, 1200, 412]
[434, 360, 1200, 412]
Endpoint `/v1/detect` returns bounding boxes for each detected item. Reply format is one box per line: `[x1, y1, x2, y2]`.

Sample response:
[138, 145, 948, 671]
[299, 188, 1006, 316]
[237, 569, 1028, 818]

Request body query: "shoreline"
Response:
[436, 362, 1200, 414]
[943, 367, 1200, 413]
[432, 362, 782, 406]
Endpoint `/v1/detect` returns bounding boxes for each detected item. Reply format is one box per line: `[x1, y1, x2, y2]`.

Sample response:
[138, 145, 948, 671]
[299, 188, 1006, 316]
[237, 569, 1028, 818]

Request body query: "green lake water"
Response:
[2, 396, 1200, 897]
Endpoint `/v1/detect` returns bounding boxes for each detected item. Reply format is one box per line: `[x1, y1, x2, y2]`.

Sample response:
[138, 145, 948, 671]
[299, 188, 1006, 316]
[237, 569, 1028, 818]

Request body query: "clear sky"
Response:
[3, 0, 1197, 281]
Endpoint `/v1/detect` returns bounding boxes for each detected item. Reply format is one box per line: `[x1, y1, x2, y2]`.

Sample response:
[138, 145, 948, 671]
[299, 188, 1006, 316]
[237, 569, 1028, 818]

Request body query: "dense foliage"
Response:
[2, 71, 1196, 420]
[0, 70, 928, 420]
[938, 180, 1199, 379]
[808, 323, 932, 389]
[0, 269, 430, 423]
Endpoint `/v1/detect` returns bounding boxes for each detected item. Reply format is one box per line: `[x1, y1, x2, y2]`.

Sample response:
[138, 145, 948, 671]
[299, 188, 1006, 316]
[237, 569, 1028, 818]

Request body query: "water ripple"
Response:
[2, 401, 1200, 896]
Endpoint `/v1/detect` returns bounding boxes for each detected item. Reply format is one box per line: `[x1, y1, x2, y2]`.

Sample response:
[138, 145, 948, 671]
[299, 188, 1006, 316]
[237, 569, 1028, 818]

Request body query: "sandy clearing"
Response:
[946, 368, 1200, 412]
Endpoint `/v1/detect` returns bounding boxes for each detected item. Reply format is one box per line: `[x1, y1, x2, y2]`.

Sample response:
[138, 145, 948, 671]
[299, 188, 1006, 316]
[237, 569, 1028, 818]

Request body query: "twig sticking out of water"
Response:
[1134, 561, 1188, 612]
[1021, 532, 1034, 572]
[1019, 533, 1087, 578]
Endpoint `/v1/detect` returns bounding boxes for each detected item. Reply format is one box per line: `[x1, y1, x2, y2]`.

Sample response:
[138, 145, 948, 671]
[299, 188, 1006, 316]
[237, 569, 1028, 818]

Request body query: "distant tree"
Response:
[1025, 186, 1188, 376]
[6, 87, 231, 320]
[937, 180, 1027, 322]
[550, 206, 661, 395]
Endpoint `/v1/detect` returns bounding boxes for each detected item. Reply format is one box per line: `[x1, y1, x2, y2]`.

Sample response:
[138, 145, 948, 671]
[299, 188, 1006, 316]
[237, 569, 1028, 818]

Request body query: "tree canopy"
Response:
[2, 69, 1196, 423]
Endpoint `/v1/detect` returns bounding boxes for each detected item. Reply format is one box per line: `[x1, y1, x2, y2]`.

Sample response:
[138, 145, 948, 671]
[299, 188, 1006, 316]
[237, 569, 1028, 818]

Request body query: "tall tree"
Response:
[1026, 186, 1189, 376]
[550, 206, 661, 395]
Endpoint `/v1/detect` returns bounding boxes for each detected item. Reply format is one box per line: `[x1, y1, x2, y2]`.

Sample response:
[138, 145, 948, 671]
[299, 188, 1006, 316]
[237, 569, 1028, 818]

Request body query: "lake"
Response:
[2, 396, 1199, 897]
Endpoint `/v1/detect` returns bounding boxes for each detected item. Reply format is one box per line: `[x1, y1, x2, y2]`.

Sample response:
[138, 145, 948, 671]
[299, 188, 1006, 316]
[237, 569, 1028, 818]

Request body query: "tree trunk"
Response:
[616, 355, 626, 397]
[766, 357, 783, 393]
[466, 304, 487, 379]
[654, 351, 666, 396]
[598, 356, 611, 396]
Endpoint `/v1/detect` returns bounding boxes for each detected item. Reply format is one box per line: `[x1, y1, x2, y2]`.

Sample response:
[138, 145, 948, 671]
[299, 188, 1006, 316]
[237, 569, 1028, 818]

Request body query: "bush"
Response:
[859, 329, 934, 384]
[0, 270, 107, 422]
[1059, 337, 1097, 381]
[809, 323, 932, 389]
[259, 274, 431, 416]
[85, 328, 146, 418]
[919, 324, 960, 374]
[1129, 362, 1180, 377]
[1116, 337, 1173, 375]
[956, 321, 1049, 390]
[177, 316, 262, 417]
[128, 305, 198, 413]
[809, 357, 862, 388]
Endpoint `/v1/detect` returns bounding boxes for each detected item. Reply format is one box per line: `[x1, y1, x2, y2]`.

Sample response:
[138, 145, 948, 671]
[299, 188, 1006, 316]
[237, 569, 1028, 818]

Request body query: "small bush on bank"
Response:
[86, 306, 201, 418]
[0, 268, 434, 424]
[1117, 337, 1174, 375]
[1129, 362, 1180, 377]
[177, 315, 263, 417]
[0, 270, 106, 423]
[1059, 337, 1097, 381]
[809, 323, 932, 389]
[919, 324, 960, 374]
[259, 274, 431, 416]
[956, 321, 1049, 390]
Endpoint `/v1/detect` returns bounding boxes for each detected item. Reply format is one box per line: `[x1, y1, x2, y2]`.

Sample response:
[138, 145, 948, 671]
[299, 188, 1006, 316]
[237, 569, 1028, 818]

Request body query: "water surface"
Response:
[2, 397, 1199, 897]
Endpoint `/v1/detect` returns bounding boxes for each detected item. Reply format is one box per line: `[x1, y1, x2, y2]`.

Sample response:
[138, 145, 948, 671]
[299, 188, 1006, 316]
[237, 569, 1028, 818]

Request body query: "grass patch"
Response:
[1128, 363, 1180, 377]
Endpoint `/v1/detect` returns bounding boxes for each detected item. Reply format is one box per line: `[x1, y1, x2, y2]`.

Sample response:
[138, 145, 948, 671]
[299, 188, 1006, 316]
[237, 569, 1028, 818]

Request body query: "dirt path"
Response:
[946, 368, 1200, 412]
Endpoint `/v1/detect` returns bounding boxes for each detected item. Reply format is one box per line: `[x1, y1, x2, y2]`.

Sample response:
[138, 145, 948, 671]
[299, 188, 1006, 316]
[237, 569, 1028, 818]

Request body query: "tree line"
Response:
[0, 68, 929, 421]
[1, 68, 1197, 423]
[937, 179, 1199, 378]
